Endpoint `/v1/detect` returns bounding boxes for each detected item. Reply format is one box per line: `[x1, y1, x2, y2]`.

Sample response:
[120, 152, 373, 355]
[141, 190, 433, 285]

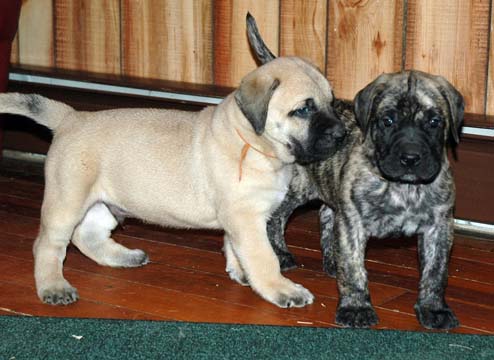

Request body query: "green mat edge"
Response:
[1, 315, 493, 360]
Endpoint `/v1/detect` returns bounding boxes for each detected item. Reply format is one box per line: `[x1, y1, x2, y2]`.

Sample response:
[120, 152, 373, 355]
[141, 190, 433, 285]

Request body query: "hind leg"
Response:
[72, 203, 149, 267]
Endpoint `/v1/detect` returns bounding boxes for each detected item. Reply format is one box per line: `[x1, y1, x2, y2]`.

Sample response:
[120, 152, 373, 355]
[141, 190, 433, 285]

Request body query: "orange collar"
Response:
[235, 128, 277, 182]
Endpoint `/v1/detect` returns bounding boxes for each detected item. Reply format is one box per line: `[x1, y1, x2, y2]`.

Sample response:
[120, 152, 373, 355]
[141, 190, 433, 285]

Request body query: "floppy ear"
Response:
[234, 74, 280, 135]
[435, 76, 464, 144]
[246, 12, 276, 65]
[353, 75, 388, 137]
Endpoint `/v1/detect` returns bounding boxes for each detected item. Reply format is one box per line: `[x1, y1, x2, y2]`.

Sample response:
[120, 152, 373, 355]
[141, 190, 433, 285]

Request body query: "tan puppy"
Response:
[0, 57, 346, 308]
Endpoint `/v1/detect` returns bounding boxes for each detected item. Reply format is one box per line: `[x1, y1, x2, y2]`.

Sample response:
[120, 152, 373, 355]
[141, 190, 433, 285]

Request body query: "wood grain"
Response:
[55, 0, 120, 74]
[380, 291, 494, 333]
[214, 0, 279, 87]
[17, 0, 54, 67]
[122, 0, 213, 84]
[6, 0, 494, 123]
[405, 0, 490, 116]
[326, 0, 404, 101]
[0, 158, 493, 334]
[280, 0, 328, 72]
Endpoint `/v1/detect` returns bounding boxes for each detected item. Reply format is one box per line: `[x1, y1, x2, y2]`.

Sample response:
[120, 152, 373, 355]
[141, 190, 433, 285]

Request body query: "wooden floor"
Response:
[0, 157, 493, 335]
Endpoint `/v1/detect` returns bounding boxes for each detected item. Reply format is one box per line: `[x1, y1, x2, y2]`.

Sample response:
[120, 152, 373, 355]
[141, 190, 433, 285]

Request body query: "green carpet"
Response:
[1, 316, 493, 359]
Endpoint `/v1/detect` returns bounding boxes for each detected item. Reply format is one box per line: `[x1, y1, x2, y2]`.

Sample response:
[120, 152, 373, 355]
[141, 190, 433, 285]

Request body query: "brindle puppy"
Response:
[246, 12, 463, 329]
[267, 71, 463, 329]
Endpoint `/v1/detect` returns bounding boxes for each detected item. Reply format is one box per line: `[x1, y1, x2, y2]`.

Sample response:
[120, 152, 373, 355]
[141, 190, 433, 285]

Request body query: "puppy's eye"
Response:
[382, 116, 395, 127]
[291, 106, 311, 118]
[429, 117, 442, 128]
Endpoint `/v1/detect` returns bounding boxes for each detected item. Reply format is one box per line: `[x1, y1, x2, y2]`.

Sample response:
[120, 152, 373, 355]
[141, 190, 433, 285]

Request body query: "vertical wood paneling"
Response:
[55, 0, 120, 74]
[326, 0, 403, 101]
[122, 0, 213, 84]
[214, 0, 279, 87]
[280, 0, 327, 73]
[486, 3, 494, 117]
[18, 0, 54, 67]
[7, 0, 494, 121]
[405, 0, 490, 115]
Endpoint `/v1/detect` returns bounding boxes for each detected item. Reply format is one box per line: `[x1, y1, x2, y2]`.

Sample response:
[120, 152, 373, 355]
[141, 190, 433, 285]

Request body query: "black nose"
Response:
[325, 122, 346, 140]
[313, 123, 346, 152]
[400, 152, 421, 167]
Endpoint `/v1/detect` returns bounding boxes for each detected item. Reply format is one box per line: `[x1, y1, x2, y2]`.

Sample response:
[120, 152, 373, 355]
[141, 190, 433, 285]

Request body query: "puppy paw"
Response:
[277, 251, 297, 272]
[226, 265, 249, 286]
[274, 283, 314, 308]
[335, 305, 379, 328]
[98, 247, 149, 268]
[414, 303, 459, 330]
[120, 249, 149, 268]
[39, 282, 79, 305]
[259, 278, 314, 308]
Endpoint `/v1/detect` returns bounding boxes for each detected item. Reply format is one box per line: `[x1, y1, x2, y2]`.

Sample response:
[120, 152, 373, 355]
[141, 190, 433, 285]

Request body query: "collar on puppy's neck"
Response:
[235, 128, 277, 182]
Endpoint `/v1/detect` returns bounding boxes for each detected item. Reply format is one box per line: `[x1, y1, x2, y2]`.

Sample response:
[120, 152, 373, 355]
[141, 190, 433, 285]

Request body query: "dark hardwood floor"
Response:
[0, 157, 493, 334]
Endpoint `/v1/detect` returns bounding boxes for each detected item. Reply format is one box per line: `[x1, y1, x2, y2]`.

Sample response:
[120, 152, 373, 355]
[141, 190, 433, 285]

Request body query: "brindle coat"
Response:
[245, 12, 463, 329]
[267, 71, 463, 329]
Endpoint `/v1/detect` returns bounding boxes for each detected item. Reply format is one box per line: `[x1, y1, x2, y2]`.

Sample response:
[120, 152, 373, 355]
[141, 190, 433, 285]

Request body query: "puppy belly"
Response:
[144, 209, 220, 229]
[99, 165, 220, 229]
[108, 194, 220, 230]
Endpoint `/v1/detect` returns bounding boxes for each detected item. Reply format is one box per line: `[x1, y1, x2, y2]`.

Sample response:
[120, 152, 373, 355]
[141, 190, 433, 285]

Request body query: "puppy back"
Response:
[0, 93, 74, 131]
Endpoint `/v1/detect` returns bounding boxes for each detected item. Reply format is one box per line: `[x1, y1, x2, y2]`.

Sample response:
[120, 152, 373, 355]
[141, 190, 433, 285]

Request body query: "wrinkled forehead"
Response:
[268, 57, 334, 106]
[297, 59, 333, 94]
[376, 74, 445, 114]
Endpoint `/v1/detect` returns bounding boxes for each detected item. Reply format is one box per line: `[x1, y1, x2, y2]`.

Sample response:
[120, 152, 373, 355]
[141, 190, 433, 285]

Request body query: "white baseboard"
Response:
[8, 72, 494, 137]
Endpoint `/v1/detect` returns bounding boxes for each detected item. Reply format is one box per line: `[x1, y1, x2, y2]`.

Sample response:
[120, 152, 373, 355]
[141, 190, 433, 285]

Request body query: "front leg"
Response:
[223, 233, 249, 286]
[266, 191, 305, 271]
[320, 204, 336, 276]
[224, 212, 314, 308]
[267, 166, 317, 271]
[415, 218, 459, 330]
[334, 213, 378, 328]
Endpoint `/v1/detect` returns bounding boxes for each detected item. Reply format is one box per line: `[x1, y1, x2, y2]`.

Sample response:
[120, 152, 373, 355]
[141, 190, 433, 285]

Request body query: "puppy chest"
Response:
[245, 167, 291, 214]
[357, 187, 434, 237]
[272, 168, 292, 204]
[365, 212, 431, 238]
[272, 187, 289, 211]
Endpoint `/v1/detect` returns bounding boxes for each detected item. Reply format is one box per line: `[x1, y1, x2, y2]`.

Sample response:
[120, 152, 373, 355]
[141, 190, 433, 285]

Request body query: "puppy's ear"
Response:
[435, 76, 464, 144]
[246, 12, 276, 65]
[235, 74, 280, 135]
[354, 75, 388, 137]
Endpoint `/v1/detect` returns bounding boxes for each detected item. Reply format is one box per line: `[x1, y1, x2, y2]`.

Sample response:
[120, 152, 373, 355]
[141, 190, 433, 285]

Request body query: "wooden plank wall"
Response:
[326, 0, 404, 101]
[405, 0, 490, 117]
[55, 0, 121, 74]
[17, 0, 54, 67]
[9, 0, 494, 125]
[122, 0, 213, 83]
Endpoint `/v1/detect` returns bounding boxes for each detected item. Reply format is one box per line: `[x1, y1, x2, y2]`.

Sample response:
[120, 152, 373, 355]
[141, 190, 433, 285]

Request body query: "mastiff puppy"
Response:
[0, 50, 346, 308]
[268, 72, 463, 329]
[247, 16, 463, 329]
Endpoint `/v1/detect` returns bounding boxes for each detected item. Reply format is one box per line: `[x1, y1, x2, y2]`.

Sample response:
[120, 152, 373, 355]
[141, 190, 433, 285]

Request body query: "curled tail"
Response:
[0, 93, 75, 131]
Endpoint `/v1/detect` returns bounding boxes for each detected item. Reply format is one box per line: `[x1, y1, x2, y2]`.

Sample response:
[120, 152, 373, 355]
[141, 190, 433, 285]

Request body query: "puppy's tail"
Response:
[0, 93, 75, 131]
